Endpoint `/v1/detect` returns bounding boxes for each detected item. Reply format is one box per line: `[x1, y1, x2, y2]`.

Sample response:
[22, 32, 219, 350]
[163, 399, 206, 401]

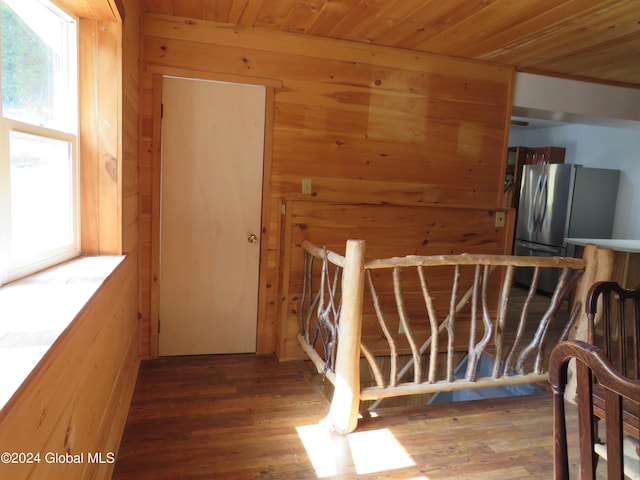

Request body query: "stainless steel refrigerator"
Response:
[513, 163, 619, 293]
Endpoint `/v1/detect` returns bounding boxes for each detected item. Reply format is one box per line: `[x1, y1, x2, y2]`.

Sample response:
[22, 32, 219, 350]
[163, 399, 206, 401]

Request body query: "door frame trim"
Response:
[148, 70, 276, 357]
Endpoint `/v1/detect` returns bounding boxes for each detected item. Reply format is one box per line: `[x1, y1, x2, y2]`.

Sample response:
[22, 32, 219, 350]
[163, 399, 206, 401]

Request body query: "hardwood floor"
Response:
[112, 353, 593, 480]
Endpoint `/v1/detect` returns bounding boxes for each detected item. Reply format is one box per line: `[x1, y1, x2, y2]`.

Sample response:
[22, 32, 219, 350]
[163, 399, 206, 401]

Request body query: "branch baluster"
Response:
[393, 267, 422, 384]
[503, 267, 540, 374]
[445, 265, 460, 382]
[366, 270, 397, 387]
[492, 266, 515, 378]
[417, 266, 439, 384]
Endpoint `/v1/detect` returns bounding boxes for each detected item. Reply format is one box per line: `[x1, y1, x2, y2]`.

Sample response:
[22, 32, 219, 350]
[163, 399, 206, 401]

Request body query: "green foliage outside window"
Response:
[1, 1, 52, 120]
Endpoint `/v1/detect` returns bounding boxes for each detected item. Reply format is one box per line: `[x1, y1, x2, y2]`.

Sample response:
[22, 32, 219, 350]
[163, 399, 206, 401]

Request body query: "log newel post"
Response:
[321, 239, 366, 434]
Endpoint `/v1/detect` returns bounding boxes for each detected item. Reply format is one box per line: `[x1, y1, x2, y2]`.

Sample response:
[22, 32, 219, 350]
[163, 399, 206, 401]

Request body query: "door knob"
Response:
[248, 234, 258, 244]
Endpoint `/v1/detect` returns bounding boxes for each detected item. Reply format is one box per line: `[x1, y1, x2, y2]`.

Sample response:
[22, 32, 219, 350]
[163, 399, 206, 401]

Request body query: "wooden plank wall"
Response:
[0, 1, 141, 479]
[137, 13, 514, 360]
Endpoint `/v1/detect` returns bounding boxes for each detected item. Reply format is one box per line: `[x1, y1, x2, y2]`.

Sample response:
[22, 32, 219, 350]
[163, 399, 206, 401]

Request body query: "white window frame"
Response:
[0, 0, 80, 285]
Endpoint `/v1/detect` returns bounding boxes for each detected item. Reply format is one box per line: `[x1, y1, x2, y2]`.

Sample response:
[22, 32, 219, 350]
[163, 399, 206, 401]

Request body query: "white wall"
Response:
[509, 124, 640, 239]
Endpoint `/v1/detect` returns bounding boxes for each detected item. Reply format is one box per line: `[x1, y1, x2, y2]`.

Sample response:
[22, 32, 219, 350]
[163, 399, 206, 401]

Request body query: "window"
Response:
[0, 0, 78, 285]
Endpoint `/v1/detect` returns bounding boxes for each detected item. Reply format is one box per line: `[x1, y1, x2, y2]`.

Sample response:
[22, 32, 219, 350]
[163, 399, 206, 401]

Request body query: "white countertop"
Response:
[565, 238, 640, 254]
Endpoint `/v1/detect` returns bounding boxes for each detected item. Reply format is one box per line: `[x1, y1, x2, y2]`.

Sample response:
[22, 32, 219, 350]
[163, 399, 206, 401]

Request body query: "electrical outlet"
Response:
[495, 211, 505, 227]
[302, 178, 312, 195]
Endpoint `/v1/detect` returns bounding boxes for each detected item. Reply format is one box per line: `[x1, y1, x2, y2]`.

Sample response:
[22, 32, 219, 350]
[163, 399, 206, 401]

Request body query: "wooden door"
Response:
[159, 77, 266, 356]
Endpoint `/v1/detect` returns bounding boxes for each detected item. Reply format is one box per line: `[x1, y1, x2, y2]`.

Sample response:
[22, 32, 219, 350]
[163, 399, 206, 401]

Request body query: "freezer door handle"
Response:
[515, 240, 561, 255]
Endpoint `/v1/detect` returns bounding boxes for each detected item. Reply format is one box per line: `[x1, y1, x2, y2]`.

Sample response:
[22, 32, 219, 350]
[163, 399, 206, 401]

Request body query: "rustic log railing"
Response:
[298, 239, 586, 433]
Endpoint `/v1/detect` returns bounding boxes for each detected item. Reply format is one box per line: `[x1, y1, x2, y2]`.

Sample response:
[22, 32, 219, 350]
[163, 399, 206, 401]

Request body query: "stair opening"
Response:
[428, 353, 545, 404]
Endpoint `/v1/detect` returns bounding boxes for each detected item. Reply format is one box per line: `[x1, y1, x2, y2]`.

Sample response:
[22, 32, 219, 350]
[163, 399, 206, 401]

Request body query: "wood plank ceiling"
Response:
[143, 0, 640, 88]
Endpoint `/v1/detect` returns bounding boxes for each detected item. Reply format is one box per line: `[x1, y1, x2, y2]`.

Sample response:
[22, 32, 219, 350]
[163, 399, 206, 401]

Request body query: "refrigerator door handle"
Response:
[537, 174, 549, 232]
[530, 175, 544, 233]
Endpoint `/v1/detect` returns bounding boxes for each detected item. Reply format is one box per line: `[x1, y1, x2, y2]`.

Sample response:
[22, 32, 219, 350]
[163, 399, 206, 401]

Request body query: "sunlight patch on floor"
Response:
[297, 423, 422, 478]
[296, 424, 340, 478]
[347, 427, 416, 475]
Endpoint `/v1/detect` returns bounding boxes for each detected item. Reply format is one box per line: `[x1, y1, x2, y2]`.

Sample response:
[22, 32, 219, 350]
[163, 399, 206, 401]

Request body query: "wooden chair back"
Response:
[549, 340, 640, 480]
[586, 281, 640, 380]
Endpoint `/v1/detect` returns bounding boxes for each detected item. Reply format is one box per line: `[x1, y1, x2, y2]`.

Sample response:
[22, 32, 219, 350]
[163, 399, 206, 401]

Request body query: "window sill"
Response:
[0, 255, 125, 410]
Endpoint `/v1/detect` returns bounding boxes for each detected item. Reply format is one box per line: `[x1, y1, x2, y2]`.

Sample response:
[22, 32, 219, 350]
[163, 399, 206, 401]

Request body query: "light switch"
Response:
[302, 178, 312, 195]
[495, 211, 505, 227]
